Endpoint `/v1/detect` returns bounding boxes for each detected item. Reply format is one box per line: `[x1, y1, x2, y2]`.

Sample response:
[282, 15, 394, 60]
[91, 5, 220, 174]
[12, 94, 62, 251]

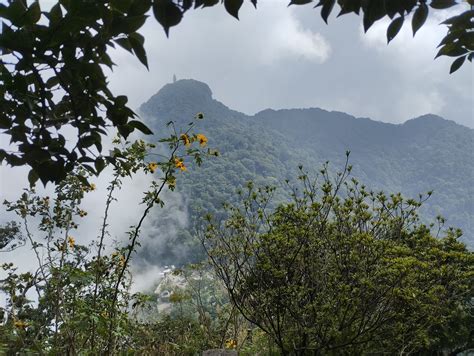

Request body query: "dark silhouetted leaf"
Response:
[289, 0, 312, 5]
[224, 0, 243, 19]
[25, 1, 41, 24]
[129, 32, 148, 69]
[129, 0, 152, 15]
[430, 0, 457, 9]
[449, 55, 466, 73]
[436, 43, 468, 58]
[128, 120, 153, 135]
[412, 3, 428, 36]
[320, 0, 335, 24]
[94, 157, 106, 174]
[28, 169, 39, 187]
[387, 16, 404, 43]
[153, 0, 183, 36]
[114, 37, 133, 52]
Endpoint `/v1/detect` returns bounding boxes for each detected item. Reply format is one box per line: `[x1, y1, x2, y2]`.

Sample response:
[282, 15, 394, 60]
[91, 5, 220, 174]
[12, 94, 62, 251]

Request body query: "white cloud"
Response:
[261, 9, 331, 64]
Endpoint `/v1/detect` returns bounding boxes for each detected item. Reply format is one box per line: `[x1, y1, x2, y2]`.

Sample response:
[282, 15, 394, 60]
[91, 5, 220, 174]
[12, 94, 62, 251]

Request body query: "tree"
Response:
[202, 160, 474, 355]
[0, 117, 214, 353]
[0, 0, 472, 185]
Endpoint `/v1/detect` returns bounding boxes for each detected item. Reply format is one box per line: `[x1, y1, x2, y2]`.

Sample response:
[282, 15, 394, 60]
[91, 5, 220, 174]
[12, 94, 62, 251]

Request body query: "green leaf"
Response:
[25, 1, 41, 24]
[289, 0, 312, 5]
[430, 0, 457, 9]
[94, 157, 106, 174]
[129, 0, 152, 15]
[449, 55, 466, 74]
[28, 169, 39, 187]
[79, 135, 97, 148]
[387, 16, 404, 43]
[112, 0, 134, 13]
[412, 3, 428, 36]
[436, 43, 468, 58]
[202, 0, 219, 7]
[224, 0, 244, 19]
[47, 2, 62, 25]
[129, 32, 149, 69]
[320, 0, 335, 24]
[128, 120, 153, 135]
[114, 37, 133, 53]
[153, 0, 183, 36]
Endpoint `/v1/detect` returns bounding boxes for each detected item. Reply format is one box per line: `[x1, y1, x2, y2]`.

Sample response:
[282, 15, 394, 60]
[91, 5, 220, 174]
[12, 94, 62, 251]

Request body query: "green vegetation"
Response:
[203, 160, 474, 354]
[1, 148, 472, 354]
[138, 80, 474, 267]
[0, 118, 214, 354]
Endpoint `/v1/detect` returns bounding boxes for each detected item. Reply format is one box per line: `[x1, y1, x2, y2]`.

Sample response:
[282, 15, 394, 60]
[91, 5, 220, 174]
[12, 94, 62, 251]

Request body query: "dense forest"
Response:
[138, 79, 474, 267]
[1, 79, 473, 354]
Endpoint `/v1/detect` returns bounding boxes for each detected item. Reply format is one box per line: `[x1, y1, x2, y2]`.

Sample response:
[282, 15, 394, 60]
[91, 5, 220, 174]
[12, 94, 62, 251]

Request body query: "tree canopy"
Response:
[202, 162, 474, 354]
[0, 0, 472, 185]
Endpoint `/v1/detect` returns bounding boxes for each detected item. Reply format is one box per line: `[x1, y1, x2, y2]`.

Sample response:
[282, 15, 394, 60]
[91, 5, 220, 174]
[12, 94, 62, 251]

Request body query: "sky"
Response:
[107, 1, 473, 128]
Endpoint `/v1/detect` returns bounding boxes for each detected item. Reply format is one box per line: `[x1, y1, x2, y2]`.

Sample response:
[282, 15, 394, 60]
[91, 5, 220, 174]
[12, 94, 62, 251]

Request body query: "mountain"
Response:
[138, 79, 474, 266]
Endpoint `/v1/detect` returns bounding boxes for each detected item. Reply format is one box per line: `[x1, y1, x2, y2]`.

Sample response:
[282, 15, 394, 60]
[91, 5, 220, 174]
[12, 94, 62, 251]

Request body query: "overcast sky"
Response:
[106, 1, 473, 128]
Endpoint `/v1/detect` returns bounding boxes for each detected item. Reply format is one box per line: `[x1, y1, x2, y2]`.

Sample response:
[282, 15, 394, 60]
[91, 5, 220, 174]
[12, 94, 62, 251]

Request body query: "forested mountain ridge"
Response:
[139, 79, 473, 265]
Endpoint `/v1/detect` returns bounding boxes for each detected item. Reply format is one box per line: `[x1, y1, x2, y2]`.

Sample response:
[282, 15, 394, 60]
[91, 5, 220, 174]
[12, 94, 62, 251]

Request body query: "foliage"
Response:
[0, 0, 472, 185]
[0, 116, 213, 353]
[202, 158, 474, 355]
[138, 80, 474, 266]
[0, 221, 24, 252]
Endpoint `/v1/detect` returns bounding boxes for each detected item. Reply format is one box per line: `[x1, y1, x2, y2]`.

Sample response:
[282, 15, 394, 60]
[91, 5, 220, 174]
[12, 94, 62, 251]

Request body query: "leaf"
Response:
[289, 0, 312, 5]
[436, 43, 468, 58]
[412, 3, 428, 36]
[129, 33, 148, 69]
[203, 0, 219, 6]
[112, 0, 134, 13]
[114, 37, 133, 52]
[363, 0, 386, 32]
[153, 0, 183, 36]
[320, 0, 335, 24]
[449, 55, 466, 74]
[224, 0, 243, 19]
[129, 0, 152, 15]
[387, 16, 404, 43]
[79, 135, 97, 148]
[430, 0, 457, 9]
[94, 157, 106, 174]
[384, 0, 399, 19]
[28, 169, 39, 187]
[128, 120, 153, 135]
[182, 0, 193, 11]
[25, 1, 41, 24]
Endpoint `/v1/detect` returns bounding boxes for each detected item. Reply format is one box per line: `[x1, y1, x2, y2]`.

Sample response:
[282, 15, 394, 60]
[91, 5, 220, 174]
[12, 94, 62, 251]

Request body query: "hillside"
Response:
[138, 79, 474, 266]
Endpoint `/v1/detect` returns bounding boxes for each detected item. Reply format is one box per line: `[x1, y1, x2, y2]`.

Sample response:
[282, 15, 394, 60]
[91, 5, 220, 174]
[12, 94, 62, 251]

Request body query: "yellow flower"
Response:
[168, 177, 176, 188]
[79, 210, 87, 217]
[148, 162, 159, 173]
[174, 158, 187, 172]
[180, 134, 191, 147]
[67, 236, 75, 249]
[196, 133, 208, 147]
[224, 339, 237, 349]
[14, 320, 28, 329]
[119, 254, 126, 267]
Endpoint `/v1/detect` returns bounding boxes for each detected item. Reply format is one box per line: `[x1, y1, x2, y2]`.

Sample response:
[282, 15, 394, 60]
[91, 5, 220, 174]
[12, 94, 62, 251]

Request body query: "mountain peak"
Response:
[139, 79, 214, 116]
